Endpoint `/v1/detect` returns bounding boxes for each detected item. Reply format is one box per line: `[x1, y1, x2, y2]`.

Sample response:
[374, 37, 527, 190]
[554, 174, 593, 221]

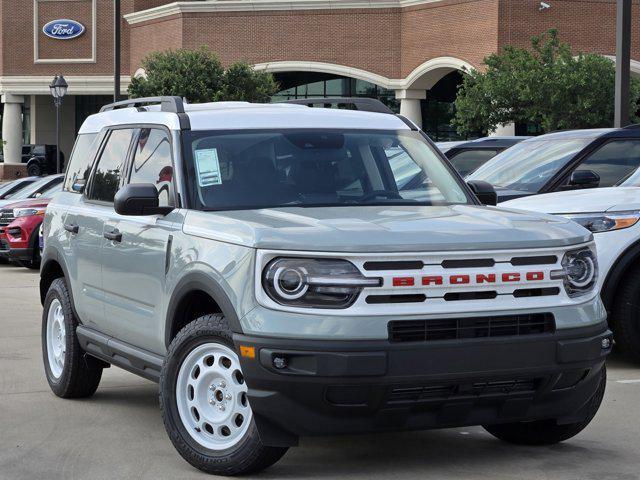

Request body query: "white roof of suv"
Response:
[78, 101, 411, 134]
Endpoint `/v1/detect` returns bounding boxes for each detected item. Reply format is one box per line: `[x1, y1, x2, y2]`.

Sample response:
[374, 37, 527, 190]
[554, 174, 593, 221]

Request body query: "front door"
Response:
[100, 127, 180, 353]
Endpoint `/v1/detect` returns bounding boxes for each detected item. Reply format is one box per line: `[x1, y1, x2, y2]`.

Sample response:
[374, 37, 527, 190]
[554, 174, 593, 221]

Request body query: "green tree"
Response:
[128, 47, 278, 103]
[453, 29, 640, 135]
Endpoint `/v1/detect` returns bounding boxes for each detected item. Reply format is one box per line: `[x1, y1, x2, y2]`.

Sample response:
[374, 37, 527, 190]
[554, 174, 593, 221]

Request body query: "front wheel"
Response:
[160, 314, 288, 476]
[27, 160, 42, 177]
[484, 366, 606, 445]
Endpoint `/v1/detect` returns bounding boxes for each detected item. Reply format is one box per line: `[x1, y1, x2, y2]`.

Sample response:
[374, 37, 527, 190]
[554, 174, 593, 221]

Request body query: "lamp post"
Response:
[49, 75, 68, 174]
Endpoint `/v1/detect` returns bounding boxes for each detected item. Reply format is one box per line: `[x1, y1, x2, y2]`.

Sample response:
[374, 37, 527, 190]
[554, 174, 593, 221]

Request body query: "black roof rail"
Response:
[99, 96, 185, 114]
[622, 123, 640, 130]
[280, 97, 393, 114]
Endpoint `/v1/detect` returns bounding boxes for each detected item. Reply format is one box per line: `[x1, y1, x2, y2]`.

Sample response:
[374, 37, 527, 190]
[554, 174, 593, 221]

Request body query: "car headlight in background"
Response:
[563, 211, 640, 232]
[263, 258, 381, 309]
[551, 247, 598, 297]
[13, 207, 46, 218]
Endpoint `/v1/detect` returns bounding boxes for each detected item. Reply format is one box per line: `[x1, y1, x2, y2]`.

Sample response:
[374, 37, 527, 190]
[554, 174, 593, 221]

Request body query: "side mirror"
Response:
[72, 178, 86, 193]
[114, 183, 174, 216]
[467, 180, 497, 206]
[569, 170, 600, 188]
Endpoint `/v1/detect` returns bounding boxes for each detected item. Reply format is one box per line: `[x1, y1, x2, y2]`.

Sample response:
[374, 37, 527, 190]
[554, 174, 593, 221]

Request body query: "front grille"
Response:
[387, 378, 539, 405]
[0, 209, 14, 227]
[388, 313, 555, 343]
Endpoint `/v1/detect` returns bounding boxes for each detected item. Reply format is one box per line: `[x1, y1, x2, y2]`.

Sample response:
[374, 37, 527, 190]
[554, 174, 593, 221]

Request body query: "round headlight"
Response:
[272, 266, 309, 300]
[560, 247, 598, 297]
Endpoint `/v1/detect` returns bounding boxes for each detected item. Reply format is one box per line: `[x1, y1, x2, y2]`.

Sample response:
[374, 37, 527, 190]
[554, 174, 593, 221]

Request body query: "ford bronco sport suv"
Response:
[40, 97, 611, 476]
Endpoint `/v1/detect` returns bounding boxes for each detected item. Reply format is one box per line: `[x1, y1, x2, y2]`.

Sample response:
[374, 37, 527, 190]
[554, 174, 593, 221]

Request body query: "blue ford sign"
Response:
[42, 19, 85, 40]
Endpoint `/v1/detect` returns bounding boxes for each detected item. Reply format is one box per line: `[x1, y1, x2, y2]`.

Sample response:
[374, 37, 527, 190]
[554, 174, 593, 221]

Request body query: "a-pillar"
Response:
[2, 93, 24, 164]
[395, 89, 426, 129]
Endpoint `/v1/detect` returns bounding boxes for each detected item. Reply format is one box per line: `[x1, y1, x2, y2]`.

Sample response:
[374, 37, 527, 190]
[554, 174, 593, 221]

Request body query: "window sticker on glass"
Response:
[195, 149, 222, 186]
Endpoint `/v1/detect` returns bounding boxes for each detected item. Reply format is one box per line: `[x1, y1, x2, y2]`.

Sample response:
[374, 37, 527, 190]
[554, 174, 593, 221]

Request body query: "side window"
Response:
[63, 134, 99, 193]
[128, 128, 174, 206]
[571, 140, 640, 188]
[88, 129, 134, 203]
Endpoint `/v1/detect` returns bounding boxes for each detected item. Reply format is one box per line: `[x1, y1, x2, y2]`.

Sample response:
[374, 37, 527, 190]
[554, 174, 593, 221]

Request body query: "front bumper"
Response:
[235, 322, 611, 447]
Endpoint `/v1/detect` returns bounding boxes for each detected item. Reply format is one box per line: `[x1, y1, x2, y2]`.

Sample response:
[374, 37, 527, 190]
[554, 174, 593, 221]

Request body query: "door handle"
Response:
[104, 229, 122, 243]
[64, 223, 79, 234]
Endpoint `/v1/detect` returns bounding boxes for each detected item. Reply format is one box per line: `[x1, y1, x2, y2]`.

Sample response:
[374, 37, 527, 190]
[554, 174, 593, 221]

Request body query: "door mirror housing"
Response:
[114, 183, 174, 216]
[467, 180, 497, 206]
[569, 170, 600, 188]
[72, 178, 86, 193]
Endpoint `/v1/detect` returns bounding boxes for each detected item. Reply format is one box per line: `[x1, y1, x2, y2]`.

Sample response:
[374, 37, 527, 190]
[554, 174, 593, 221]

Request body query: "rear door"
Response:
[64, 128, 135, 330]
[100, 127, 181, 352]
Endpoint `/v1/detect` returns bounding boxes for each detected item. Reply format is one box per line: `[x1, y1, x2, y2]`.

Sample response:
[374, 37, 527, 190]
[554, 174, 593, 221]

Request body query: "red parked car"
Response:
[0, 197, 50, 268]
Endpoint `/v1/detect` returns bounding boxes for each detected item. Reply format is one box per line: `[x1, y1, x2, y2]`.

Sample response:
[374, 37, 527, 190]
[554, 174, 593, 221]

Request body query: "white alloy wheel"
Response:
[176, 342, 252, 450]
[46, 298, 66, 378]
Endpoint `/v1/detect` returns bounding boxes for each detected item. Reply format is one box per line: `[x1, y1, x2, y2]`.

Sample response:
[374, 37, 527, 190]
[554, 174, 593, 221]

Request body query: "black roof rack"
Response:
[99, 96, 185, 114]
[281, 97, 393, 114]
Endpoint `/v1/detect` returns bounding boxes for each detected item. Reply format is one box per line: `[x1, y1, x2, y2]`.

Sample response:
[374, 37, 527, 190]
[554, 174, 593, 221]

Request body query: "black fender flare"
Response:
[601, 238, 640, 310]
[165, 271, 243, 348]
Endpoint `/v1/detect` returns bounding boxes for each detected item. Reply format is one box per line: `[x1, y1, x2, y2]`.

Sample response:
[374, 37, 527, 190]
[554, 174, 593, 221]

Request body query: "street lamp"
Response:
[49, 75, 68, 174]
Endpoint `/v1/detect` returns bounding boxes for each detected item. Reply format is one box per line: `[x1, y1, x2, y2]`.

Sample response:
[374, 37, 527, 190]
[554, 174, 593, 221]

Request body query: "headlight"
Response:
[551, 247, 598, 297]
[262, 258, 381, 309]
[13, 207, 46, 218]
[563, 211, 640, 232]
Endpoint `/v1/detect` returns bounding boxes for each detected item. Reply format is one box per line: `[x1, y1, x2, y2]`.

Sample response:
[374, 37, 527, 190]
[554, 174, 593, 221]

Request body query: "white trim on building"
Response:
[125, 0, 445, 24]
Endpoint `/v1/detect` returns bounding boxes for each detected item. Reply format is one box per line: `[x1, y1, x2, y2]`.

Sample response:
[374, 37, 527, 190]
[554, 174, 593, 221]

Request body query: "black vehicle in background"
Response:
[0, 144, 64, 176]
[467, 126, 640, 203]
[437, 137, 530, 177]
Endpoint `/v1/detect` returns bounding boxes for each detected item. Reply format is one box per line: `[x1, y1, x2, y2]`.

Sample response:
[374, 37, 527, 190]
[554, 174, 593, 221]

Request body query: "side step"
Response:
[76, 326, 164, 383]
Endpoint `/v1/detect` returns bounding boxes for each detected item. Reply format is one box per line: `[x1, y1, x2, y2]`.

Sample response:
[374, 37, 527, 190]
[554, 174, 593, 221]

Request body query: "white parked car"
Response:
[502, 187, 640, 361]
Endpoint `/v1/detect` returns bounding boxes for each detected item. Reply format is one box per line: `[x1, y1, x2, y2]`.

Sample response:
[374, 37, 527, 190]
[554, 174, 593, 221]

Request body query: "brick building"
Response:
[1, 0, 639, 167]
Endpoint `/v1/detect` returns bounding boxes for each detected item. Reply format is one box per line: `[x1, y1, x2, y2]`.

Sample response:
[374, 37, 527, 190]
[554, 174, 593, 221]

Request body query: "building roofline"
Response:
[124, 0, 444, 25]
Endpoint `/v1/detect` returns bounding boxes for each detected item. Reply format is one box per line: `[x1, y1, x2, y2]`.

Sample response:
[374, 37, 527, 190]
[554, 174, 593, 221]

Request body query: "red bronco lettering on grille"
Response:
[393, 271, 545, 287]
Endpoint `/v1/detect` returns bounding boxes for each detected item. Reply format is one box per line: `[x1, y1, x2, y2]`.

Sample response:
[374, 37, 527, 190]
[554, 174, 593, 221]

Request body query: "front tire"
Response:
[484, 366, 606, 445]
[27, 160, 42, 177]
[612, 267, 640, 362]
[160, 314, 288, 476]
[42, 277, 103, 398]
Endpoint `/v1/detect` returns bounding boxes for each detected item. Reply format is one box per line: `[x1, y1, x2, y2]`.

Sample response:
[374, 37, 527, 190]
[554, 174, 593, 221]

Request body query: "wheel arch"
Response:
[165, 272, 243, 348]
[601, 238, 640, 311]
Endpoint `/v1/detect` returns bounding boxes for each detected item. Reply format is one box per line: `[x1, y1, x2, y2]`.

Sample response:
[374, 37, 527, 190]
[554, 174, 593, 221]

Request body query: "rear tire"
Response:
[483, 366, 606, 445]
[27, 160, 42, 177]
[42, 277, 103, 398]
[612, 267, 640, 362]
[160, 314, 288, 475]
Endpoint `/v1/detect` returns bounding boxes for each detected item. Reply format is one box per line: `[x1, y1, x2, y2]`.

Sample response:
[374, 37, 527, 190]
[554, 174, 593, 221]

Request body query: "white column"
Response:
[395, 89, 426, 129]
[489, 122, 516, 137]
[2, 94, 24, 164]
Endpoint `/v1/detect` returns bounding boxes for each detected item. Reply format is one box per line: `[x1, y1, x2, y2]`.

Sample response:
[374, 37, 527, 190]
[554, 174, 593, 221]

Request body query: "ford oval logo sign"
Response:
[43, 19, 86, 40]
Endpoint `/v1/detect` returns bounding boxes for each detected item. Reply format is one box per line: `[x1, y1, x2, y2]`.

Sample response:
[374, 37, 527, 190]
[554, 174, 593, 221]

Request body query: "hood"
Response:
[1, 197, 50, 210]
[500, 187, 640, 215]
[183, 205, 591, 253]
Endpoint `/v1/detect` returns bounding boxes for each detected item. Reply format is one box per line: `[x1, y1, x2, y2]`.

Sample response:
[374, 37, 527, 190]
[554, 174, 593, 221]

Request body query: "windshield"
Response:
[5, 176, 62, 200]
[467, 139, 591, 193]
[183, 130, 470, 211]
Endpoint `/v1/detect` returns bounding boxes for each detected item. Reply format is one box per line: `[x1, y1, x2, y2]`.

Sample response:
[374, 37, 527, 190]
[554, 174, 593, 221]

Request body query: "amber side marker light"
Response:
[240, 346, 255, 359]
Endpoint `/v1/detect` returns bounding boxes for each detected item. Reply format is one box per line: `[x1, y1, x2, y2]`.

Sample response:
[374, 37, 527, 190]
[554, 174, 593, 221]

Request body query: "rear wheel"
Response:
[612, 267, 640, 362]
[160, 314, 288, 475]
[42, 277, 103, 398]
[27, 160, 42, 177]
[484, 366, 606, 445]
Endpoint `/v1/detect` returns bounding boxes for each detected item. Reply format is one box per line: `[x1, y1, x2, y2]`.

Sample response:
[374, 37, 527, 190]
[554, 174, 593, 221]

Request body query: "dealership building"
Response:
[1, 0, 639, 171]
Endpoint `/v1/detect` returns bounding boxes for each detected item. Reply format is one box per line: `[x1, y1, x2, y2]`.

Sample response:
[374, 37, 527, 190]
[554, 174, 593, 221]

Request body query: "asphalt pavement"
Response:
[2, 264, 640, 480]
